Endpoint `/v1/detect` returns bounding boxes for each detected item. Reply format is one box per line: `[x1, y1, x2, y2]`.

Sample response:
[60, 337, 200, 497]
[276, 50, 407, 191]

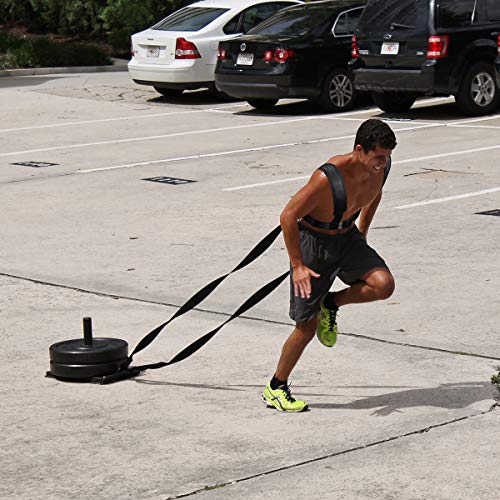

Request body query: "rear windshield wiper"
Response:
[390, 22, 415, 29]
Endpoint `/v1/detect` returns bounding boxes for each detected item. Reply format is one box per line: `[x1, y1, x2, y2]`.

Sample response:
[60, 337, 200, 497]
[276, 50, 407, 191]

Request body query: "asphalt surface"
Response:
[1, 72, 499, 499]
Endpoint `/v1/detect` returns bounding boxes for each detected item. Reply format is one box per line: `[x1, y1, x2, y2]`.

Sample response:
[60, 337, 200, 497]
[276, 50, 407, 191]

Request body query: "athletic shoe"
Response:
[262, 382, 308, 412]
[316, 300, 339, 347]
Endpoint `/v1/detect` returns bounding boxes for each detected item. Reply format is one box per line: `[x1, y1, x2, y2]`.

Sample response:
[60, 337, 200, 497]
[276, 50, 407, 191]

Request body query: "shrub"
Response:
[0, 35, 111, 69]
[0, 0, 193, 56]
[101, 0, 192, 53]
[0, 29, 24, 52]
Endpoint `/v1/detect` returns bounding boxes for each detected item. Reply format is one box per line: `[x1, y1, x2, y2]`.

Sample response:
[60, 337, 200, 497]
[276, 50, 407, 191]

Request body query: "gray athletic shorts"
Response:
[289, 224, 389, 324]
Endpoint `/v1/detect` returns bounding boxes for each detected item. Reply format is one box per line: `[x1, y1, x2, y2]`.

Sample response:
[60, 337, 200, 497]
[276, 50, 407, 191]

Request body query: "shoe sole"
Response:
[316, 330, 336, 348]
[261, 395, 309, 412]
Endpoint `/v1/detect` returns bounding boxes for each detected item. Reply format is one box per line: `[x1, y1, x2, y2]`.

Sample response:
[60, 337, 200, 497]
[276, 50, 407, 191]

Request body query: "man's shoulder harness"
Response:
[302, 158, 391, 231]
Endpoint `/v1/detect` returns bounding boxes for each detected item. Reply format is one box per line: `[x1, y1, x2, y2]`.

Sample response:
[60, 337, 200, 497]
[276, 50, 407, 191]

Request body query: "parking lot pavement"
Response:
[1, 72, 499, 499]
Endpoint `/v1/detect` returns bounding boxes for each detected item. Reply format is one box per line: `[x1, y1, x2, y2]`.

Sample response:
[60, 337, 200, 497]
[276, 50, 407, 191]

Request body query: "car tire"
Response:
[247, 99, 278, 110]
[372, 92, 416, 113]
[154, 87, 184, 97]
[317, 68, 357, 112]
[454, 62, 499, 116]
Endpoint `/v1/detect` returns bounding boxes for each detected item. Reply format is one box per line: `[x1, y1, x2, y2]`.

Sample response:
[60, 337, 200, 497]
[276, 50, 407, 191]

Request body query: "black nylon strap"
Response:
[124, 224, 283, 367]
[304, 157, 392, 231]
[319, 163, 346, 228]
[383, 156, 391, 185]
[132, 270, 289, 371]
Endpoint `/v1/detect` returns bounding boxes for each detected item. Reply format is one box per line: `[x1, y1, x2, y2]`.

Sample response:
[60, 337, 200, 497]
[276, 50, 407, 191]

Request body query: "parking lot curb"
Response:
[0, 58, 129, 77]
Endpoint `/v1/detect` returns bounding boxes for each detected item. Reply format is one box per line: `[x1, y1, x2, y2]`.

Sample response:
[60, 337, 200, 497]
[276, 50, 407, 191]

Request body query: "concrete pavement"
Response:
[0, 72, 499, 499]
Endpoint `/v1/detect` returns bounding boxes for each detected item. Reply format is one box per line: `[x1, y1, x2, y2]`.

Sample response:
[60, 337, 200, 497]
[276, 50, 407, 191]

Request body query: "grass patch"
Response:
[0, 30, 111, 69]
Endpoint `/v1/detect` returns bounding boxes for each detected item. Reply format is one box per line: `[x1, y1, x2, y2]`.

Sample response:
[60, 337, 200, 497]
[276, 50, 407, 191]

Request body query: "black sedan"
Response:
[215, 0, 366, 111]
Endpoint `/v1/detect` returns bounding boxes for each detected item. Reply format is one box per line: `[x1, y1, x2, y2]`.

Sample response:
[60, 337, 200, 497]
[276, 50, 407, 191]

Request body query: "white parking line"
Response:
[449, 124, 500, 130]
[78, 142, 299, 173]
[0, 116, 319, 157]
[223, 176, 309, 191]
[0, 103, 245, 133]
[223, 142, 500, 191]
[78, 123, 438, 174]
[394, 187, 500, 209]
[394, 143, 500, 164]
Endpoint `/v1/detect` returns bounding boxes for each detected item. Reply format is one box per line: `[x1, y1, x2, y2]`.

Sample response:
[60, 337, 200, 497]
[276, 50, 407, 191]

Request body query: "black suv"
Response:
[350, 0, 500, 115]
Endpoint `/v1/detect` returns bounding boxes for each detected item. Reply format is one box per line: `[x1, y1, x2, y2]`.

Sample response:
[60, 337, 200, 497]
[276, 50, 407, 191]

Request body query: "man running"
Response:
[263, 119, 397, 412]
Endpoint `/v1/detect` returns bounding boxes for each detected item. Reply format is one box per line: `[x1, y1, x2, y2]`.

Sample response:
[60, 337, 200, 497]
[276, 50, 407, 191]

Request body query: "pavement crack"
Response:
[168, 405, 500, 499]
[2, 271, 500, 362]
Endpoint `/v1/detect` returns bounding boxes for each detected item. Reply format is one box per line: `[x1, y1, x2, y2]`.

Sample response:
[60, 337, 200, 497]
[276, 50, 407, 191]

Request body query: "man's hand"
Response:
[293, 265, 320, 299]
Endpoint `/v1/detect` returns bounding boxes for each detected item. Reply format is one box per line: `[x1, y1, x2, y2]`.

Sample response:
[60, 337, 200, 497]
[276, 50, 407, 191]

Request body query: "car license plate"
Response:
[236, 53, 254, 66]
[381, 42, 399, 55]
[147, 46, 160, 58]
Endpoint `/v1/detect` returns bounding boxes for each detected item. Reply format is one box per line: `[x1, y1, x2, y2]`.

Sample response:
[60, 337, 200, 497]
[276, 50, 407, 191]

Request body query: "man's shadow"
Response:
[311, 381, 498, 416]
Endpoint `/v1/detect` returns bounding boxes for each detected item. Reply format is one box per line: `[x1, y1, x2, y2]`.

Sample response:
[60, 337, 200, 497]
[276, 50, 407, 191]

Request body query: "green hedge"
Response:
[0, 33, 111, 69]
[0, 0, 192, 54]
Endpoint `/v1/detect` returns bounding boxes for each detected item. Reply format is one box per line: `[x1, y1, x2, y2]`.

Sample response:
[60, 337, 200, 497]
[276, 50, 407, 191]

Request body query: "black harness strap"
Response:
[302, 163, 347, 230]
[320, 163, 347, 228]
[131, 270, 289, 373]
[303, 158, 392, 231]
[94, 225, 286, 383]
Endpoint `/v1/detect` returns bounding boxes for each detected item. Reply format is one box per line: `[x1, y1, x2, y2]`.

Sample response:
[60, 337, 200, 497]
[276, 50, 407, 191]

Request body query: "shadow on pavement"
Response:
[311, 381, 497, 415]
[236, 95, 376, 118]
[146, 88, 241, 107]
[132, 379, 498, 416]
[134, 379, 246, 391]
[0, 75, 70, 88]
[376, 101, 500, 122]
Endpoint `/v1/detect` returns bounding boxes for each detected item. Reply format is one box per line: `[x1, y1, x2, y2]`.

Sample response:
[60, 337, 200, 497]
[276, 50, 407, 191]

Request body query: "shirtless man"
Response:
[263, 119, 397, 412]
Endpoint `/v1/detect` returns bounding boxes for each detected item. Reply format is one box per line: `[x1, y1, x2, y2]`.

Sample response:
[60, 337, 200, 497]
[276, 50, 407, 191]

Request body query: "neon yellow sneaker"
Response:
[262, 382, 308, 412]
[316, 301, 339, 347]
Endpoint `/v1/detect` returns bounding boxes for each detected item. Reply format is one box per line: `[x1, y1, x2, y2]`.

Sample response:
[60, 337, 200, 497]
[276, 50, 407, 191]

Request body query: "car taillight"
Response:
[175, 38, 201, 59]
[275, 48, 293, 63]
[262, 48, 294, 63]
[497, 35, 500, 55]
[263, 49, 273, 61]
[351, 35, 359, 58]
[217, 47, 226, 61]
[427, 35, 449, 58]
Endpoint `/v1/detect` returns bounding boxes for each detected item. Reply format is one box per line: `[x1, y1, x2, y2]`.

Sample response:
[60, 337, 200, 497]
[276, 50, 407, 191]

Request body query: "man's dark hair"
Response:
[354, 119, 397, 152]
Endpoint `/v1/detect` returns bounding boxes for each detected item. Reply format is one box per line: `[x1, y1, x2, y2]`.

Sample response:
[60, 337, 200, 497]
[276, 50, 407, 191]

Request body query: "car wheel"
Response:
[317, 69, 357, 112]
[372, 92, 416, 113]
[247, 99, 279, 110]
[455, 62, 499, 116]
[153, 87, 184, 98]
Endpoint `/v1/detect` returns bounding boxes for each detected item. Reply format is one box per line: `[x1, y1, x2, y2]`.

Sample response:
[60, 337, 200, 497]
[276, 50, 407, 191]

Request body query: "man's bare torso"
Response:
[301, 152, 385, 235]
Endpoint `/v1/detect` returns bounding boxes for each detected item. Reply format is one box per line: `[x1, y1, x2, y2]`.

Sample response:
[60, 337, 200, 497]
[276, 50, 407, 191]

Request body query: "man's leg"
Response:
[317, 267, 394, 348]
[275, 315, 317, 382]
[333, 267, 395, 307]
[262, 316, 317, 412]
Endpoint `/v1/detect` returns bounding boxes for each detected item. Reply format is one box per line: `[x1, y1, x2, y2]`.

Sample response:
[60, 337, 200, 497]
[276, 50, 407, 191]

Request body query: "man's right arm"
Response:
[280, 172, 323, 299]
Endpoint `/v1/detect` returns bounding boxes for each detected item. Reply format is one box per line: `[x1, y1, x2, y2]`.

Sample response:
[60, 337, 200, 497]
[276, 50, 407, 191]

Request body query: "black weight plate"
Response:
[49, 357, 128, 379]
[49, 337, 128, 364]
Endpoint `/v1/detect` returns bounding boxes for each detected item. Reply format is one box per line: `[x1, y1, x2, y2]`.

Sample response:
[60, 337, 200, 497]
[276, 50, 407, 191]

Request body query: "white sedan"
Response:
[128, 0, 301, 97]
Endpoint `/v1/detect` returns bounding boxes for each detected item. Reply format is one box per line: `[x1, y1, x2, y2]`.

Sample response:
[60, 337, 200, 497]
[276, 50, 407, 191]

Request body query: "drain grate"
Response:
[143, 176, 196, 185]
[475, 209, 500, 217]
[11, 161, 59, 168]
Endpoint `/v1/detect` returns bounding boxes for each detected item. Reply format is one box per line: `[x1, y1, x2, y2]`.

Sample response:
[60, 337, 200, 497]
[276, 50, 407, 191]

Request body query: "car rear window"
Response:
[437, 0, 476, 28]
[359, 0, 429, 33]
[247, 8, 333, 37]
[152, 7, 229, 32]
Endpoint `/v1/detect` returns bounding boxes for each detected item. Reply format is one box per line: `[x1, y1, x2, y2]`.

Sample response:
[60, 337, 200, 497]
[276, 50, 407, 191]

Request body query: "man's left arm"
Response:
[358, 191, 383, 240]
